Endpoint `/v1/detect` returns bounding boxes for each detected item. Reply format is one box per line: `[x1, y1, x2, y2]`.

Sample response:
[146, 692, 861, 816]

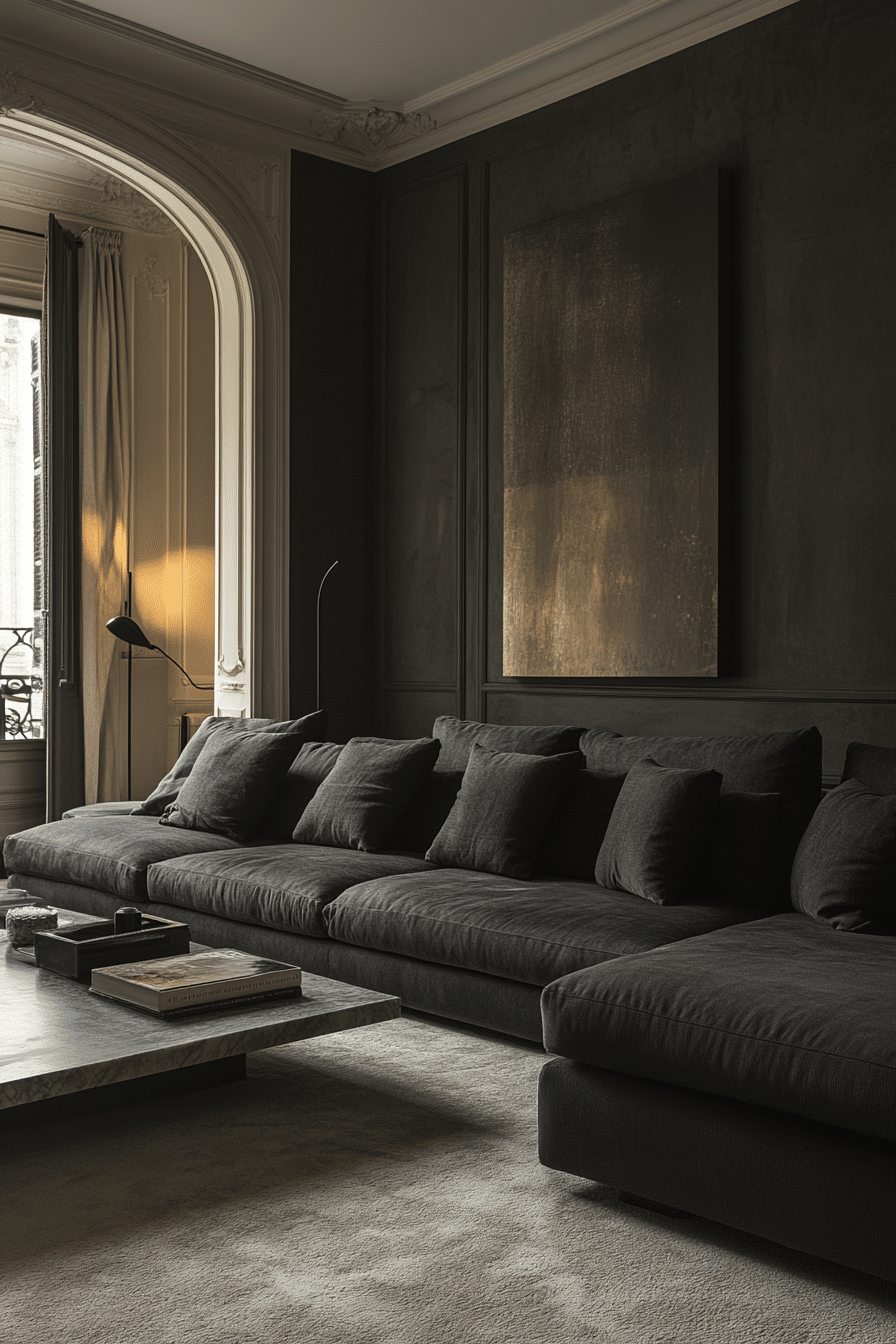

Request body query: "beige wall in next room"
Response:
[120, 231, 215, 802]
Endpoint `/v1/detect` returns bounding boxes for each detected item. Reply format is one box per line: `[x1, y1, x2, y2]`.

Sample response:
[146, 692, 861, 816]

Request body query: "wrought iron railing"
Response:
[0, 627, 43, 740]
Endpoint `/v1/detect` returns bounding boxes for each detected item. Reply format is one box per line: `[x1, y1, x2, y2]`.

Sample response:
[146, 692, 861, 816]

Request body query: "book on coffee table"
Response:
[89, 948, 302, 1017]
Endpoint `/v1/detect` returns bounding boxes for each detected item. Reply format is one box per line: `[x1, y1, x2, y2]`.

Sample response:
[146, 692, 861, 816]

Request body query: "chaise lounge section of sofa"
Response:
[538, 738, 896, 1283]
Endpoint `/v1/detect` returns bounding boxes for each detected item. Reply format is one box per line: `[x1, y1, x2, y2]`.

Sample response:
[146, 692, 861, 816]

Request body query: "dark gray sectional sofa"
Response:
[5, 715, 896, 1282]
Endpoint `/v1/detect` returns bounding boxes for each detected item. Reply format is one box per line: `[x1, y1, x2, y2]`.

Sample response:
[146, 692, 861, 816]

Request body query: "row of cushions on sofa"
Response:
[136, 714, 585, 849]
[141, 714, 822, 914]
[289, 720, 820, 906]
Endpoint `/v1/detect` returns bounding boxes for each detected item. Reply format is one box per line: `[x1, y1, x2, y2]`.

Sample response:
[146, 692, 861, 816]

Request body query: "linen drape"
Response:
[79, 228, 131, 803]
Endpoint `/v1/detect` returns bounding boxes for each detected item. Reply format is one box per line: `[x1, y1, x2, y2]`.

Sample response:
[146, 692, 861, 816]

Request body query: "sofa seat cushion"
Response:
[146, 845, 435, 938]
[325, 870, 763, 986]
[3, 818, 243, 902]
[542, 913, 896, 1142]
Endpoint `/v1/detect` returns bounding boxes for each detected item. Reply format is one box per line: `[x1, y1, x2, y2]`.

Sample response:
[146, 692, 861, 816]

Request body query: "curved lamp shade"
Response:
[105, 615, 154, 650]
[105, 617, 213, 690]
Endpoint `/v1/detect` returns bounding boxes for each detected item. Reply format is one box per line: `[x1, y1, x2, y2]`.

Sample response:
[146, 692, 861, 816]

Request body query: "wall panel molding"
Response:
[482, 683, 896, 705]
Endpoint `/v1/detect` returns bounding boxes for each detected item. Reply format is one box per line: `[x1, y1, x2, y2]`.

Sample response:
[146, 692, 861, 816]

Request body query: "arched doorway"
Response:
[1, 101, 290, 725]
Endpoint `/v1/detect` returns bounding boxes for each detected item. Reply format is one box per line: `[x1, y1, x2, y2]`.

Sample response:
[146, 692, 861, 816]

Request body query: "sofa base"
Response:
[538, 1057, 896, 1283]
[10, 875, 545, 1042]
[146, 900, 545, 1042]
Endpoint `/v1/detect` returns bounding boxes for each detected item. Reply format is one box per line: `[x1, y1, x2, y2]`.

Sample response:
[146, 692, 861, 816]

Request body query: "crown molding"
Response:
[16, 0, 343, 111]
[381, 0, 802, 167]
[5, 0, 801, 170]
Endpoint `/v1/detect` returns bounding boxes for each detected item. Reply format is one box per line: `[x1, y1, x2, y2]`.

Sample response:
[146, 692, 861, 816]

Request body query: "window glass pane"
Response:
[0, 309, 44, 739]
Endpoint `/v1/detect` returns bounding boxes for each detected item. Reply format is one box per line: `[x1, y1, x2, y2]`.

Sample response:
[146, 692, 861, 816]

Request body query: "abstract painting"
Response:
[503, 169, 725, 677]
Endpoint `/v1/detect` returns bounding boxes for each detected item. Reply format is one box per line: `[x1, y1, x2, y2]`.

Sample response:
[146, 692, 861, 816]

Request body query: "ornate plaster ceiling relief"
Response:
[87, 171, 177, 233]
[317, 103, 436, 155]
[0, 70, 43, 117]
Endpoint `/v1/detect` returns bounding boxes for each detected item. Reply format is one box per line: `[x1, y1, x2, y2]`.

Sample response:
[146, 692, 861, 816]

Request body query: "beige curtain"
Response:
[80, 228, 131, 803]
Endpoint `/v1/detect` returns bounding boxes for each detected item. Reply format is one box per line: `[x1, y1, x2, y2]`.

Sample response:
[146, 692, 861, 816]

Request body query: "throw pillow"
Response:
[791, 780, 896, 932]
[292, 737, 441, 852]
[426, 745, 582, 880]
[132, 709, 328, 816]
[160, 728, 306, 841]
[535, 770, 627, 881]
[594, 757, 722, 905]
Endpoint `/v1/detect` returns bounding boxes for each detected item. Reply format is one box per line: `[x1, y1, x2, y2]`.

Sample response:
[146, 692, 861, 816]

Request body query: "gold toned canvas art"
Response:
[503, 170, 723, 678]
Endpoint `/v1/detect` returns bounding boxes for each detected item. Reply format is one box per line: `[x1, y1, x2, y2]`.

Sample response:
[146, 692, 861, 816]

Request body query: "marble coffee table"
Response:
[1, 911, 400, 1128]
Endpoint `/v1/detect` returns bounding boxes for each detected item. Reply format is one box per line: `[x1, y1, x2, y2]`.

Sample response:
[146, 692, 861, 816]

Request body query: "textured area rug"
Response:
[3, 1013, 896, 1344]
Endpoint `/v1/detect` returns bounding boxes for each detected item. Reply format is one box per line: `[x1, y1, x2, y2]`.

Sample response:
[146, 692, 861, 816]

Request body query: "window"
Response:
[0, 308, 44, 739]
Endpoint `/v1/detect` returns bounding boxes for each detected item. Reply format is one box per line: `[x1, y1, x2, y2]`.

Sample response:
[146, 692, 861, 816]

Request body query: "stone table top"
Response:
[1, 913, 400, 1109]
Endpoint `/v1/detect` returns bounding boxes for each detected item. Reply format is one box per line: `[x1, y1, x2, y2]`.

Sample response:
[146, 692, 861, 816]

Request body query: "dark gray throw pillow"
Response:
[595, 757, 722, 905]
[791, 780, 896, 932]
[292, 737, 441, 852]
[160, 728, 306, 841]
[426, 745, 582, 880]
[132, 709, 327, 816]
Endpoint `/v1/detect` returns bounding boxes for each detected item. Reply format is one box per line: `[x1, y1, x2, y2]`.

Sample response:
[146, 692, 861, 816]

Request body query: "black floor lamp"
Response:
[106, 615, 214, 798]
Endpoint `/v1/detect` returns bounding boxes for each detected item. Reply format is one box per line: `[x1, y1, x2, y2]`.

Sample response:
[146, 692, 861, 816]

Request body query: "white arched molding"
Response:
[0, 73, 289, 721]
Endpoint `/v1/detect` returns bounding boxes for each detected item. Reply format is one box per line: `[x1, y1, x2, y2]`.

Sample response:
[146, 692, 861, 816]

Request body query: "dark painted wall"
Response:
[290, 151, 375, 741]
[371, 0, 896, 778]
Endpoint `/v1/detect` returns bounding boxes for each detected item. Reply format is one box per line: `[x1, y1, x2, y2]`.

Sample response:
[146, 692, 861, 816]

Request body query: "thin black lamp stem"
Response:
[155, 646, 214, 691]
[316, 561, 339, 711]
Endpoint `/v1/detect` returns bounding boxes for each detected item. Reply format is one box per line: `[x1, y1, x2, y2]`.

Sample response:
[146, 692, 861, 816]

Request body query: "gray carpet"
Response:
[3, 1013, 896, 1344]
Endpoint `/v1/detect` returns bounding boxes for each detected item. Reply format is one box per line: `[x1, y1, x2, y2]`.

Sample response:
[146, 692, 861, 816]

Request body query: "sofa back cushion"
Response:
[431, 716, 583, 773]
[292, 736, 440, 852]
[709, 791, 790, 908]
[842, 741, 896, 795]
[132, 709, 328, 817]
[535, 770, 626, 881]
[264, 741, 344, 841]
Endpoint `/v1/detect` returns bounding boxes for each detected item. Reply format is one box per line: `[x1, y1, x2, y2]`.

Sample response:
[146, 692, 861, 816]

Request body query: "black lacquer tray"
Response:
[32, 915, 190, 982]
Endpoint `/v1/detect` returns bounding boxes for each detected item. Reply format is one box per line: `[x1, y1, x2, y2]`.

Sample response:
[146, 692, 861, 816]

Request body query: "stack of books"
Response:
[89, 948, 302, 1018]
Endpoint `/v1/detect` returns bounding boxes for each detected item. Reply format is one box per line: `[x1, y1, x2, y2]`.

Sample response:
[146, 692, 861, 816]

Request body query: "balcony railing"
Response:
[0, 627, 43, 741]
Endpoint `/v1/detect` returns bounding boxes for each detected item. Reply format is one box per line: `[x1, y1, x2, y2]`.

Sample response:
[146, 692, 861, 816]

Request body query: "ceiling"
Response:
[65, 0, 628, 106]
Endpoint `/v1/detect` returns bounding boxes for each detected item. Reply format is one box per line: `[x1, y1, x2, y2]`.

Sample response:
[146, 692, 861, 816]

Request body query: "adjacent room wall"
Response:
[371, 0, 896, 779]
[126, 232, 215, 800]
